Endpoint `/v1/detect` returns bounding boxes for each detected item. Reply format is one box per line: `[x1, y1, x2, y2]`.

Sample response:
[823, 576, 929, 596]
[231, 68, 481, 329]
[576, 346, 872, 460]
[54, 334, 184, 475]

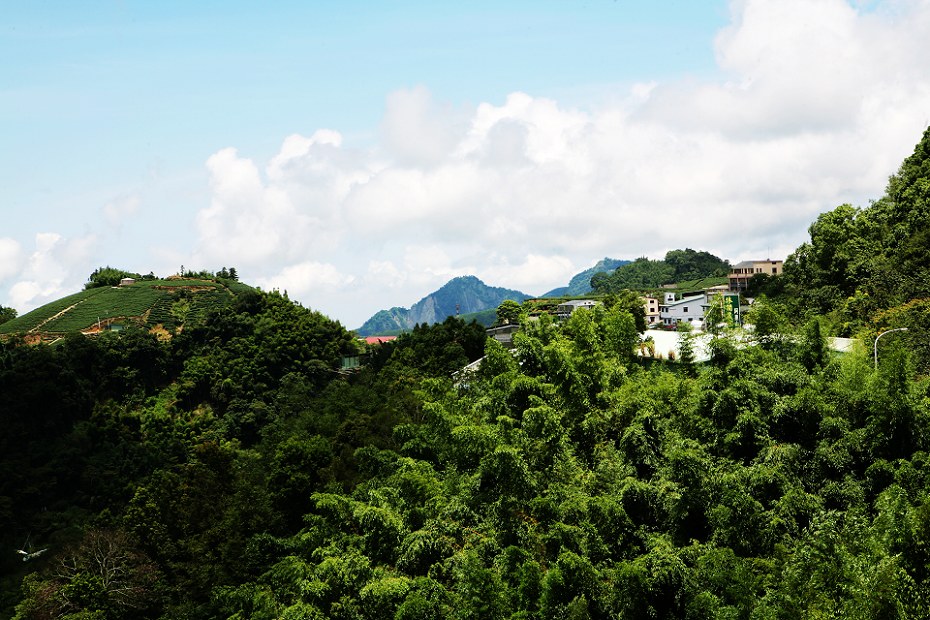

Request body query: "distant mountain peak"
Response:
[355, 275, 530, 335]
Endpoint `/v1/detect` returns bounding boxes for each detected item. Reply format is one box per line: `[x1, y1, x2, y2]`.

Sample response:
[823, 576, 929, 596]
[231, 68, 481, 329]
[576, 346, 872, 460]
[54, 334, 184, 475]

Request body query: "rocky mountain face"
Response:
[355, 275, 531, 335]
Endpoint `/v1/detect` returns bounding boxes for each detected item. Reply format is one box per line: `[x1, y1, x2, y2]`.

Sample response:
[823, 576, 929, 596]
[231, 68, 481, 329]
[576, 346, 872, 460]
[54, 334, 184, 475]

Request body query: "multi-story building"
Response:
[728, 259, 783, 291]
[643, 295, 661, 326]
[659, 292, 706, 327]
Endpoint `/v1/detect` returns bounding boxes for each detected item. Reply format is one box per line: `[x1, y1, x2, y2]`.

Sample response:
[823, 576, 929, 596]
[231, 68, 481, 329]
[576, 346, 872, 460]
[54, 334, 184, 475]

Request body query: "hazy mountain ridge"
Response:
[355, 275, 531, 335]
[543, 257, 631, 297]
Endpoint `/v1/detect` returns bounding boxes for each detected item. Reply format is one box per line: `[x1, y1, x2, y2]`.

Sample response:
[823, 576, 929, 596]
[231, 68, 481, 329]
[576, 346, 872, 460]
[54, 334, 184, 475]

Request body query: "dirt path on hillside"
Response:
[29, 300, 86, 332]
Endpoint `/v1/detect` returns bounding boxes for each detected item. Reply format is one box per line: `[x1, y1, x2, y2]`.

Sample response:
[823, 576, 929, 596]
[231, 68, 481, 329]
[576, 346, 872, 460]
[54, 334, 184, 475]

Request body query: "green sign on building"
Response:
[724, 294, 740, 326]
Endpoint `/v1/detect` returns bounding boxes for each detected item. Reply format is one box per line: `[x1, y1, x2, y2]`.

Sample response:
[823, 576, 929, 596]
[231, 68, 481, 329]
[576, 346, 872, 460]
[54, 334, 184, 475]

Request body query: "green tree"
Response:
[610, 289, 647, 332]
[601, 304, 639, 362]
[798, 317, 829, 371]
[495, 300, 522, 325]
[677, 322, 696, 371]
[703, 295, 728, 335]
[745, 297, 785, 350]
[0, 305, 16, 325]
[84, 266, 142, 289]
[269, 435, 334, 529]
[664, 248, 730, 280]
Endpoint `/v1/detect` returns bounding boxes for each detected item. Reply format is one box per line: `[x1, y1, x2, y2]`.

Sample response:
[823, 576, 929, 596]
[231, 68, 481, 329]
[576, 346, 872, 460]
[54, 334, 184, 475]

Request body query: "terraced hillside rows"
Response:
[0, 278, 250, 338]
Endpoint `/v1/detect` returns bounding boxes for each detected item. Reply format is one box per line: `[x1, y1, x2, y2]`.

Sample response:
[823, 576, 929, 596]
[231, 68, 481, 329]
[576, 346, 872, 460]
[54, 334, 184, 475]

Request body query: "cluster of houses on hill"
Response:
[351, 259, 785, 360]
[487, 259, 784, 347]
[549, 288, 732, 333]
[646, 290, 729, 329]
[640, 259, 782, 330]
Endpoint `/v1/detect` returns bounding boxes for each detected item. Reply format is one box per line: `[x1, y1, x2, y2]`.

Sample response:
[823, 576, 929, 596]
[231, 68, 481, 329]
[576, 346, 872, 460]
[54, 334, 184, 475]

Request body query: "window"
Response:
[683, 307, 688, 312]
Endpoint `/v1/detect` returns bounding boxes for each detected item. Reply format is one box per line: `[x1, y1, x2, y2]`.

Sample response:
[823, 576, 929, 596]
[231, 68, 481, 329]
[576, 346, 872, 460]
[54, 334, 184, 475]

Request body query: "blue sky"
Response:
[3, 0, 930, 328]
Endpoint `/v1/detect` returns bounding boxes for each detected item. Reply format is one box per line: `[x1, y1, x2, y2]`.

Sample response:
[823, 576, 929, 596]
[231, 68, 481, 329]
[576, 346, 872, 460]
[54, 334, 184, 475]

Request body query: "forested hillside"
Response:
[2, 129, 930, 619]
[757, 126, 930, 371]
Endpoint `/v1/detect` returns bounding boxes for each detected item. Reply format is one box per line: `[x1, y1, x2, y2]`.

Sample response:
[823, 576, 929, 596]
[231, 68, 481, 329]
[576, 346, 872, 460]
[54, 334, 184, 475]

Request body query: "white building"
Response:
[659, 293, 705, 327]
[556, 299, 599, 319]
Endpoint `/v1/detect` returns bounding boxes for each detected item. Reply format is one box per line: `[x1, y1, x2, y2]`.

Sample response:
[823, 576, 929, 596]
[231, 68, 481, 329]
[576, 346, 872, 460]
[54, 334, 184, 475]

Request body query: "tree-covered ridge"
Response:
[753, 126, 930, 369]
[195, 309, 930, 619]
[0, 287, 365, 615]
[591, 249, 730, 294]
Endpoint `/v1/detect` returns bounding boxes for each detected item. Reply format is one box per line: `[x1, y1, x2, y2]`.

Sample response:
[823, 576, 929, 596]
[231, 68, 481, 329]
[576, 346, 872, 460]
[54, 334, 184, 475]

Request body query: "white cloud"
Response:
[267, 129, 344, 178]
[9, 281, 45, 310]
[256, 261, 354, 298]
[0, 238, 23, 282]
[402, 245, 459, 280]
[365, 260, 406, 288]
[186, 0, 930, 328]
[196, 148, 290, 265]
[6, 233, 97, 310]
[478, 254, 577, 295]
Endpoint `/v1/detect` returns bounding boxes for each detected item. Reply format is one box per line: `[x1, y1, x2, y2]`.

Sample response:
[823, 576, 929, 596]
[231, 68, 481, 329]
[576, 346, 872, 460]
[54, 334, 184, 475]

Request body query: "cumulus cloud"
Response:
[638, 0, 925, 140]
[189, 0, 930, 327]
[7, 233, 97, 310]
[195, 135, 379, 272]
[479, 254, 578, 295]
[196, 148, 295, 265]
[256, 261, 354, 297]
[0, 238, 23, 282]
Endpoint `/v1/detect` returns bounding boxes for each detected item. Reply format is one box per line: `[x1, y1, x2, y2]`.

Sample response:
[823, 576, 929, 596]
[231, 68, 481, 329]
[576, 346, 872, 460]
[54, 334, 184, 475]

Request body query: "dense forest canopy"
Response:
[1, 128, 930, 619]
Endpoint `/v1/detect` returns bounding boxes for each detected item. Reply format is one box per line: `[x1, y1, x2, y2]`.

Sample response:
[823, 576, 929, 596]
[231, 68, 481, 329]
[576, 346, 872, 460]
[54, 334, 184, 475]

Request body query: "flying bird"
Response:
[15, 548, 46, 561]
